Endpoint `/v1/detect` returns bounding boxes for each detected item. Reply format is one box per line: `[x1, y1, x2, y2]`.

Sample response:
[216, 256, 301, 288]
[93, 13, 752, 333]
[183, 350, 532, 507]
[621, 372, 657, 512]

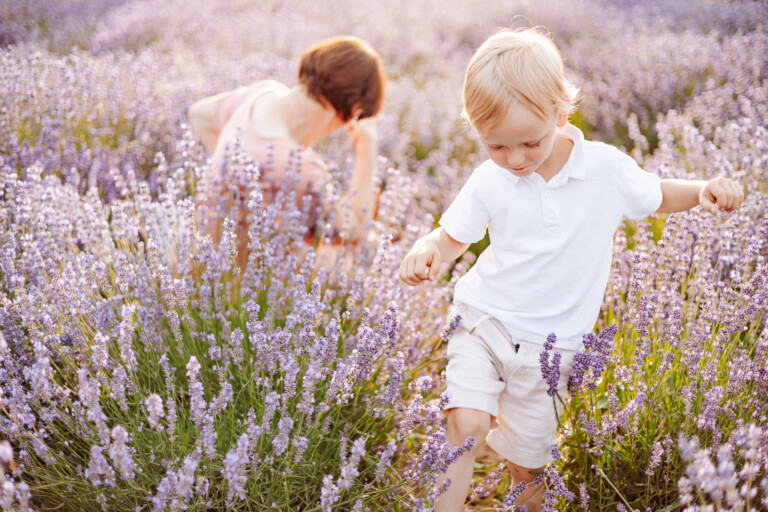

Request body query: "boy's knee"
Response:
[445, 408, 491, 448]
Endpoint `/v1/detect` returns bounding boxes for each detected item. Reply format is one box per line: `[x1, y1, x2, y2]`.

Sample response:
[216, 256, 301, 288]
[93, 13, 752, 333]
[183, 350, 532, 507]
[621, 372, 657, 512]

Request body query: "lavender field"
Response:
[1, 0, 767, 510]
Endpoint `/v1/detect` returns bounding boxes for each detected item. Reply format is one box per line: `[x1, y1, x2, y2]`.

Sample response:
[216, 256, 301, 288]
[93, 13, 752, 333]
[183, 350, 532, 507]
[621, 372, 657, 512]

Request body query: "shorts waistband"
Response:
[451, 302, 581, 353]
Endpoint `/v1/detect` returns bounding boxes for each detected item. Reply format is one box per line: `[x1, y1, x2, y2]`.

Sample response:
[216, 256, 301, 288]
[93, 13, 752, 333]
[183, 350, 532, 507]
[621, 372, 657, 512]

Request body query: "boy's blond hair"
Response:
[463, 27, 579, 129]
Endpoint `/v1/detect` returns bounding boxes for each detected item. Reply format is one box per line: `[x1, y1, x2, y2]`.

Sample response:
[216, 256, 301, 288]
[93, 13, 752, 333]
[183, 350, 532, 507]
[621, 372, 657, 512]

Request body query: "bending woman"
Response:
[189, 36, 386, 264]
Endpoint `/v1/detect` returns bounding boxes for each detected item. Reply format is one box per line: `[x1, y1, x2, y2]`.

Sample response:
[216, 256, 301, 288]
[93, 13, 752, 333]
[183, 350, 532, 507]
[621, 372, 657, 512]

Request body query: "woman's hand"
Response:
[346, 117, 378, 150]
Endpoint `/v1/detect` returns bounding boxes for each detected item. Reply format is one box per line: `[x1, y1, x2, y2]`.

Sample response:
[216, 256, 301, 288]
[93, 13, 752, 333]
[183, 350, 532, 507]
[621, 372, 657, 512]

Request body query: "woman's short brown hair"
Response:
[299, 36, 386, 122]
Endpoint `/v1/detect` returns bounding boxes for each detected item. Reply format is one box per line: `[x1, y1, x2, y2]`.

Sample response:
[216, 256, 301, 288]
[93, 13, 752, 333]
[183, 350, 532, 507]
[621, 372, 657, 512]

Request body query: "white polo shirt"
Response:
[440, 123, 662, 349]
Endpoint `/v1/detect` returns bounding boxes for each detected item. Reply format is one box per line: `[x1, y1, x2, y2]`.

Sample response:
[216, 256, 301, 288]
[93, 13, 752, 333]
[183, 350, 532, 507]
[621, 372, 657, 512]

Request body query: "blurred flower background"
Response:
[0, 0, 767, 510]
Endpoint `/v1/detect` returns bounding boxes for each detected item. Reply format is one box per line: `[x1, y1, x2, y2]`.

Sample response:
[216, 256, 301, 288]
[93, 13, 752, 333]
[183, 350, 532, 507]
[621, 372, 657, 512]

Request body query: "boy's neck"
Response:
[536, 134, 573, 182]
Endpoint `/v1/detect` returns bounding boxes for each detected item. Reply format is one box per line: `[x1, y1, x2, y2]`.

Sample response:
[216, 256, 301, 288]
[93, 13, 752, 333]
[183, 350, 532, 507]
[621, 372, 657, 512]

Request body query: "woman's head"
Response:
[463, 27, 579, 131]
[299, 36, 386, 122]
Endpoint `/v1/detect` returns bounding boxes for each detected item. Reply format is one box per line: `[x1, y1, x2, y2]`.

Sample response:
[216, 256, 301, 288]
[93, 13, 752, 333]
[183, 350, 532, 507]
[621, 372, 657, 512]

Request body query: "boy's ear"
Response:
[556, 111, 568, 127]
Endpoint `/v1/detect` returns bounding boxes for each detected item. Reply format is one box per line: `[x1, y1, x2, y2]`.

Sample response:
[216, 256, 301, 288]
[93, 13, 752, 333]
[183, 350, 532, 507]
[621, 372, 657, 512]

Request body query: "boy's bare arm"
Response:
[657, 177, 744, 214]
[399, 227, 470, 286]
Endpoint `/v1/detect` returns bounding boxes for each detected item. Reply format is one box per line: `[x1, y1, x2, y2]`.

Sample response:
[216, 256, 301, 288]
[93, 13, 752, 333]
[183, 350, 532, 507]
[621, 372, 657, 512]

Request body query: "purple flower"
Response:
[210, 382, 233, 416]
[470, 461, 507, 501]
[201, 414, 218, 459]
[545, 465, 575, 502]
[503, 480, 527, 508]
[151, 451, 199, 511]
[646, 441, 664, 475]
[272, 417, 294, 456]
[579, 483, 590, 510]
[90, 332, 110, 369]
[412, 425, 474, 491]
[441, 314, 462, 343]
[697, 385, 725, 432]
[544, 332, 557, 351]
[85, 444, 115, 487]
[320, 475, 340, 511]
[145, 394, 164, 431]
[15, 482, 30, 511]
[375, 441, 396, 483]
[185, 356, 201, 379]
[222, 433, 250, 503]
[550, 444, 562, 461]
[397, 395, 424, 440]
[110, 365, 129, 411]
[350, 437, 366, 459]
[292, 436, 309, 464]
[78, 369, 110, 445]
[539, 335, 562, 397]
[604, 388, 647, 434]
[196, 476, 209, 497]
[117, 304, 137, 373]
[109, 425, 136, 480]
[568, 325, 616, 395]
[376, 351, 405, 409]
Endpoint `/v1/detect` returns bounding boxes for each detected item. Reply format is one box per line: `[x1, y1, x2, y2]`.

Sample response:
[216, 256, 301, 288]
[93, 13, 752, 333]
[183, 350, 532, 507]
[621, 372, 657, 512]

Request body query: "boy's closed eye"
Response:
[487, 141, 542, 151]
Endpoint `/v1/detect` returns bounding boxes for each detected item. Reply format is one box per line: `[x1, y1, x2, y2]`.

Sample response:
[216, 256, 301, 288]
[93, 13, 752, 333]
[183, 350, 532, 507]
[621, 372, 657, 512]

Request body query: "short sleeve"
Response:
[439, 169, 491, 244]
[613, 151, 663, 220]
[212, 86, 253, 132]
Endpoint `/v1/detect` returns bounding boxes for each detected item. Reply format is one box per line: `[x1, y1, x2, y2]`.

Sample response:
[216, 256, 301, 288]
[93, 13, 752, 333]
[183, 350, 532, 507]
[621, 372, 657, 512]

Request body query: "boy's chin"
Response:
[506, 167, 534, 177]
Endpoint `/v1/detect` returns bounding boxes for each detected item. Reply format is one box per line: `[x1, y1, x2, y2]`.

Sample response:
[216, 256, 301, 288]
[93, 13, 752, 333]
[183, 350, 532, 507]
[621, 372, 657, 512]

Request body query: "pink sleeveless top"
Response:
[209, 81, 328, 205]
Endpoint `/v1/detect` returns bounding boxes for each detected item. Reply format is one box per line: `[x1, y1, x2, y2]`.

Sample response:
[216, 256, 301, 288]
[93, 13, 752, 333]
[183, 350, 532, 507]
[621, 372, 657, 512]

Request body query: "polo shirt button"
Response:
[544, 190, 552, 198]
[548, 212, 555, 219]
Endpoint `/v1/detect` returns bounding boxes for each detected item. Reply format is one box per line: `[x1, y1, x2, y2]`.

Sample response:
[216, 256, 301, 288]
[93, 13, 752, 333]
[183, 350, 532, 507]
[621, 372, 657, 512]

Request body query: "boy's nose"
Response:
[506, 150, 525, 167]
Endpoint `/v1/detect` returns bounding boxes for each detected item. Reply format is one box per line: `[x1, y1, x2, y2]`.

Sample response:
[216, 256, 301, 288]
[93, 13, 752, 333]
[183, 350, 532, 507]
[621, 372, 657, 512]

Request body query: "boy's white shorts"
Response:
[444, 302, 580, 469]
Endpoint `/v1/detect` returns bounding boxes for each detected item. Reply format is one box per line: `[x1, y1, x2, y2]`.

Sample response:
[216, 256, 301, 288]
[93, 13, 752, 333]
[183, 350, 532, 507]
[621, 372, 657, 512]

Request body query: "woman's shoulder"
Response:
[215, 80, 288, 116]
[246, 79, 290, 96]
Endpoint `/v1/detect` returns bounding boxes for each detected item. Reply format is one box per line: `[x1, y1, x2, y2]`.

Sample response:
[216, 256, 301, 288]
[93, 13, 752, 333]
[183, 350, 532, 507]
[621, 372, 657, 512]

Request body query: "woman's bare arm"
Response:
[332, 118, 380, 240]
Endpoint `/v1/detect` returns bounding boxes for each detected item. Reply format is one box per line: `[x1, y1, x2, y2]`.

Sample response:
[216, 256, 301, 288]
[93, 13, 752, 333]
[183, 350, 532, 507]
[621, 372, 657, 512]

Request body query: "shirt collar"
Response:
[555, 123, 586, 182]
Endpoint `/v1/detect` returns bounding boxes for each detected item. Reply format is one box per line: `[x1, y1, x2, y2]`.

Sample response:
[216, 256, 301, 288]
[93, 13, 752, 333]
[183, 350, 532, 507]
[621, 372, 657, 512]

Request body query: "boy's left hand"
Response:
[699, 177, 744, 214]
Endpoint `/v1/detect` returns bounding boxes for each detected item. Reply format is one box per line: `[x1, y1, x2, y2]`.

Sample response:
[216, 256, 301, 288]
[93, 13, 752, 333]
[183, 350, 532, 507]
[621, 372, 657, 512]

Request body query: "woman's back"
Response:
[208, 80, 328, 202]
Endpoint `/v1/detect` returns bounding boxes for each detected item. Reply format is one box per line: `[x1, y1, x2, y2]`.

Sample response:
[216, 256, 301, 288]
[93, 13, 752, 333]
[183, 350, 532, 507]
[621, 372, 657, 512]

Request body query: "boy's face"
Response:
[476, 102, 567, 180]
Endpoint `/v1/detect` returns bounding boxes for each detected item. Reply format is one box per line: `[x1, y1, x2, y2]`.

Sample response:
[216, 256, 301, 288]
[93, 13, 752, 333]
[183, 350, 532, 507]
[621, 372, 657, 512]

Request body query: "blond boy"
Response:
[398, 27, 743, 512]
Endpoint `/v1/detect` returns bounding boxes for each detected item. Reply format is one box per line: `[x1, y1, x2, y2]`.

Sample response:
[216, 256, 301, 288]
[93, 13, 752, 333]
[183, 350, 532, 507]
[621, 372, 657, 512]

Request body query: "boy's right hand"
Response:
[398, 240, 442, 286]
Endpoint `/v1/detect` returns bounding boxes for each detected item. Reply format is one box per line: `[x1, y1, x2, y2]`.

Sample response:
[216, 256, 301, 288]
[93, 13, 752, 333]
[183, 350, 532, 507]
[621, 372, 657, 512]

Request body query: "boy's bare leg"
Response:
[508, 462, 547, 512]
[435, 408, 491, 512]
